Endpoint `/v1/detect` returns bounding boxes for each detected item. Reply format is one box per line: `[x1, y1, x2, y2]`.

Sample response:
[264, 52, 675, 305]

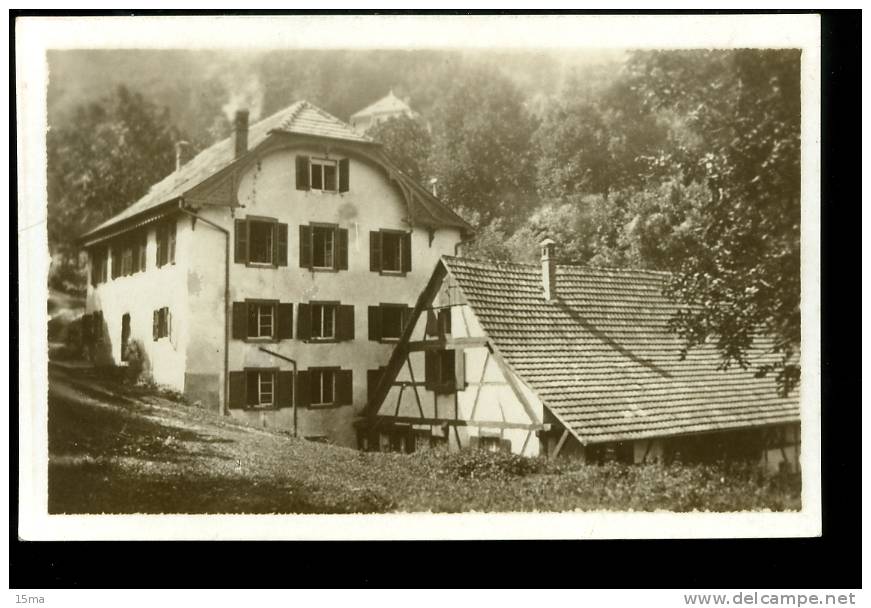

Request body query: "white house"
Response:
[79, 100, 472, 446]
[349, 90, 418, 133]
[363, 241, 801, 472]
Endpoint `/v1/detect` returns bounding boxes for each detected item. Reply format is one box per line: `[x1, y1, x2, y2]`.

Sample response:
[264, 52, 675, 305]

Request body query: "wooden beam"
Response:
[486, 346, 541, 424]
[520, 430, 532, 456]
[373, 415, 551, 431]
[550, 429, 569, 460]
[406, 337, 490, 351]
[406, 359, 425, 418]
[468, 350, 490, 422]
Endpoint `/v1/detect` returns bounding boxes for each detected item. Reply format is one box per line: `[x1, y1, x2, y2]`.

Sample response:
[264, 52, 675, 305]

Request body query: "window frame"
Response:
[308, 367, 339, 408]
[244, 368, 279, 410]
[246, 216, 278, 267]
[309, 157, 340, 193]
[379, 229, 406, 275]
[309, 301, 339, 342]
[378, 303, 408, 342]
[245, 299, 279, 341]
[310, 223, 338, 271]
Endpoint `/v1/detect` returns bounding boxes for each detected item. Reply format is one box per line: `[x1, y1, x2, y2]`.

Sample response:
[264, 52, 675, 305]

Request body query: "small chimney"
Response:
[233, 109, 249, 159]
[175, 140, 190, 172]
[540, 238, 557, 301]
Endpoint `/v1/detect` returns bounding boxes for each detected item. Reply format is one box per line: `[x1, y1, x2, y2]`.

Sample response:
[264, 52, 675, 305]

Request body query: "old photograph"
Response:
[16, 14, 822, 539]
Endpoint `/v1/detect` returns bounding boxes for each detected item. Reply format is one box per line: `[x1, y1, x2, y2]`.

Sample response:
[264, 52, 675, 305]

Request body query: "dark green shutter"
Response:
[370, 231, 381, 272]
[277, 371, 294, 409]
[339, 158, 349, 193]
[228, 371, 245, 409]
[277, 223, 288, 266]
[299, 225, 312, 268]
[296, 371, 311, 408]
[401, 232, 412, 272]
[336, 305, 355, 341]
[368, 306, 380, 341]
[424, 350, 437, 389]
[336, 369, 353, 405]
[296, 155, 310, 190]
[234, 219, 247, 263]
[367, 368, 384, 405]
[152, 310, 159, 341]
[277, 303, 293, 339]
[336, 228, 348, 270]
[297, 303, 312, 341]
[232, 302, 247, 339]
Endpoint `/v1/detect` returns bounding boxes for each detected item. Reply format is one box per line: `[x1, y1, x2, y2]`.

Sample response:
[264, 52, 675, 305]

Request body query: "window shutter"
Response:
[424, 350, 437, 390]
[297, 303, 312, 341]
[277, 371, 294, 409]
[367, 368, 384, 405]
[296, 370, 311, 408]
[425, 309, 439, 337]
[299, 225, 312, 268]
[277, 223, 288, 267]
[155, 227, 164, 267]
[336, 304, 355, 341]
[336, 228, 348, 270]
[168, 222, 176, 264]
[234, 219, 248, 264]
[228, 371, 245, 409]
[152, 310, 159, 341]
[339, 158, 349, 193]
[368, 306, 380, 341]
[369, 231, 382, 272]
[336, 369, 353, 405]
[232, 302, 247, 339]
[296, 155, 310, 190]
[454, 349, 466, 390]
[401, 232, 412, 272]
[277, 303, 293, 339]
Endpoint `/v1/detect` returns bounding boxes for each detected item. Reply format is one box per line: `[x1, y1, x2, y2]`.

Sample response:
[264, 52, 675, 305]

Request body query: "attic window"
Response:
[296, 155, 349, 193]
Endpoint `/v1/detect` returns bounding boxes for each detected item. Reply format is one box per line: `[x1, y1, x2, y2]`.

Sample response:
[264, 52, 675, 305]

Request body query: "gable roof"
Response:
[439, 256, 800, 445]
[351, 90, 414, 120]
[80, 100, 469, 242]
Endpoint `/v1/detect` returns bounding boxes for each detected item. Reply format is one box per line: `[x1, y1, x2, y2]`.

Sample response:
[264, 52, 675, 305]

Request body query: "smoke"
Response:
[221, 74, 264, 122]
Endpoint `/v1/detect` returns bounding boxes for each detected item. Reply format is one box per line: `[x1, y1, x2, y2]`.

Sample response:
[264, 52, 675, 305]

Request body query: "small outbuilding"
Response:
[361, 241, 801, 472]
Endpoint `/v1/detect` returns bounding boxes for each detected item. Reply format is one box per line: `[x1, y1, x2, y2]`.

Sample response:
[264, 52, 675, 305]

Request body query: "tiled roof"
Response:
[441, 256, 800, 444]
[82, 102, 377, 238]
[351, 90, 414, 119]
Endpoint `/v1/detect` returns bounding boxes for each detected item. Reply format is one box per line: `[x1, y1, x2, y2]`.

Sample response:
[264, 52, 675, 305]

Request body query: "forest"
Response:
[46, 48, 801, 392]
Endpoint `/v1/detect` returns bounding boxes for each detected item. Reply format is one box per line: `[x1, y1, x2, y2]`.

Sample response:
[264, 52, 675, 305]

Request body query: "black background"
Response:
[9, 9, 861, 589]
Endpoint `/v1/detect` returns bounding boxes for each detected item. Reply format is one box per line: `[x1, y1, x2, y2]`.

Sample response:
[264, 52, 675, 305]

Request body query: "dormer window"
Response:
[296, 155, 349, 193]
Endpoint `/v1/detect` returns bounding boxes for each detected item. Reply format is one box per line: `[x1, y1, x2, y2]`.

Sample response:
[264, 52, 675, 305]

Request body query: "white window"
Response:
[247, 302, 275, 339]
[310, 158, 338, 192]
[312, 226, 335, 269]
[311, 304, 336, 340]
[246, 370, 275, 408]
[310, 369, 336, 406]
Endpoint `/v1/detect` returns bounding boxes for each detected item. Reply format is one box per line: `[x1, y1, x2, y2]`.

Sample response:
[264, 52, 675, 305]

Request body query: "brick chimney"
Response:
[540, 238, 556, 301]
[233, 109, 249, 159]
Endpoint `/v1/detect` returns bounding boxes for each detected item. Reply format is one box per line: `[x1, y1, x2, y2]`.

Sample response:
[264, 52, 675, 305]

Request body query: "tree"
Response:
[427, 66, 537, 228]
[621, 50, 801, 394]
[48, 86, 186, 265]
[366, 114, 432, 184]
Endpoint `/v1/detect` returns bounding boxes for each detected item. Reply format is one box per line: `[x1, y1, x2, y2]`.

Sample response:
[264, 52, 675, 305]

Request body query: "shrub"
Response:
[439, 448, 546, 481]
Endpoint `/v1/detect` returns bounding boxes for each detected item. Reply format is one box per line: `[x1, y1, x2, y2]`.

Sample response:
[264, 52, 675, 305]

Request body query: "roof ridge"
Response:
[442, 254, 671, 277]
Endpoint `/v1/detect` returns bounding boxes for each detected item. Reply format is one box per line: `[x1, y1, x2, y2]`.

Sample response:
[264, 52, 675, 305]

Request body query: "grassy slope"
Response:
[48, 365, 801, 514]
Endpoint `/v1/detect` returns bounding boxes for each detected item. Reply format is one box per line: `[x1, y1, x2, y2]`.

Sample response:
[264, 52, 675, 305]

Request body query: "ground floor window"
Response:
[246, 370, 275, 408]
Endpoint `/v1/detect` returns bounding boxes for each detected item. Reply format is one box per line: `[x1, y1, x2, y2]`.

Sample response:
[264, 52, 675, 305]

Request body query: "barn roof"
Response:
[81, 100, 469, 241]
[440, 255, 800, 445]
